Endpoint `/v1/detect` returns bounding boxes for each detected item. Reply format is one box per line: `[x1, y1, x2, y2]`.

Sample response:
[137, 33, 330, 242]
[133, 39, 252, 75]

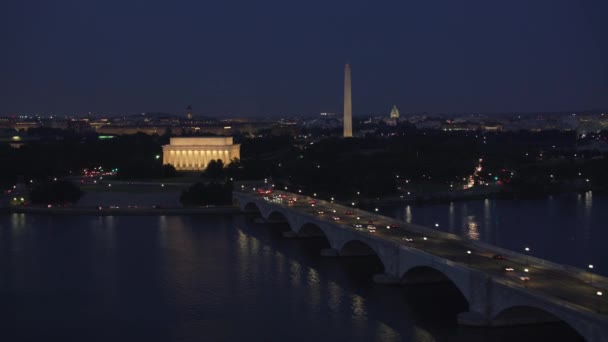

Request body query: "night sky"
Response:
[1, 0, 607, 117]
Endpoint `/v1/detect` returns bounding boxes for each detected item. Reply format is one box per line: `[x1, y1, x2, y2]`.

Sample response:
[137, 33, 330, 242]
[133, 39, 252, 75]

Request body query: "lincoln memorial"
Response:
[162, 137, 240, 171]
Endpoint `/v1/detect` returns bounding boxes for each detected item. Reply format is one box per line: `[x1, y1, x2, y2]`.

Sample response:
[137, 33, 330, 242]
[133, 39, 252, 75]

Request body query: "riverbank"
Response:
[357, 185, 604, 207]
[1, 205, 241, 216]
[355, 185, 511, 207]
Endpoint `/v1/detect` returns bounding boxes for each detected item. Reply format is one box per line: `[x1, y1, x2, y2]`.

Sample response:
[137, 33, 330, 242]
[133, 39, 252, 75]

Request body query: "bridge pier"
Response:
[283, 231, 326, 239]
[373, 273, 400, 285]
[340, 249, 377, 257]
[457, 312, 490, 326]
[235, 192, 608, 342]
[401, 272, 452, 285]
[373, 272, 453, 286]
[320, 248, 378, 257]
[320, 248, 340, 257]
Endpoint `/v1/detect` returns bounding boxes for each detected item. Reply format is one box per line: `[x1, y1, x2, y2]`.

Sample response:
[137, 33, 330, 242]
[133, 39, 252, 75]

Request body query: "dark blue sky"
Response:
[1, 0, 607, 117]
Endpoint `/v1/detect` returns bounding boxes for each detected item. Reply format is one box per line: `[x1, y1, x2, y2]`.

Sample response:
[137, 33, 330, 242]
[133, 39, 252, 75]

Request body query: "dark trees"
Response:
[29, 180, 83, 205]
[179, 182, 233, 206]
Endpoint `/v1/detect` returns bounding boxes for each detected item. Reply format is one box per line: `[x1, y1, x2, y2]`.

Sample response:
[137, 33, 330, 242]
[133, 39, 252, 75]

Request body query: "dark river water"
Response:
[0, 199, 593, 341]
[386, 191, 608, 277]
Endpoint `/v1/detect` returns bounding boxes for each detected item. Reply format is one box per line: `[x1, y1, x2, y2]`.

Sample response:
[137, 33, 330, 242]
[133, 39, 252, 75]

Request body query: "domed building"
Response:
[389, 105, 400, 119]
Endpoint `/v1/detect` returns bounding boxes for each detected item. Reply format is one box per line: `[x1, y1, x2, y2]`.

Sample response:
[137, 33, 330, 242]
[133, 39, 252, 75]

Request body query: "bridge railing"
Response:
[492, 275, 608, 320]
[235, 190, 608, 289]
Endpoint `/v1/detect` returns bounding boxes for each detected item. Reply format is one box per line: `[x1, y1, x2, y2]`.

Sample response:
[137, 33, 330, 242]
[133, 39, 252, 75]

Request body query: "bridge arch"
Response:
[297, 222, 324, 236]
[400, 265, 470, 309]
[291, 222, 333, 245]
[491, 305, 586, 341]
[243, 201, 262, 214]
[267, 210, 290, 224]
[337, 239, 387, 273]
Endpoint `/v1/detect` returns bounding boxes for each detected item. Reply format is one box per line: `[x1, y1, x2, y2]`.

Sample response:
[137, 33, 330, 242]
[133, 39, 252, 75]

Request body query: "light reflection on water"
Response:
[0, 214, 586, 341]
[389, 192, 608, 276]
[328, 281, 343, 313]
[11, 213, 26, 231]
[448, 202, 455, 233]
[405, 205, 412, 223]
[466, 220, 479, 241]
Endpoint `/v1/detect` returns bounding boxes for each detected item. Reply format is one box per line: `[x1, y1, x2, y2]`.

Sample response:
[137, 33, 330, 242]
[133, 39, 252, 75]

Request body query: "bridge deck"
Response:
[238, 189, 608, 317]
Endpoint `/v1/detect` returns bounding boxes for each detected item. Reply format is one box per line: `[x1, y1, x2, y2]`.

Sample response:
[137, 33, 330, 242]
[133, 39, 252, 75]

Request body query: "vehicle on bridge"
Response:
[257, 188, 273, 195]
[235, 189, 608, 341]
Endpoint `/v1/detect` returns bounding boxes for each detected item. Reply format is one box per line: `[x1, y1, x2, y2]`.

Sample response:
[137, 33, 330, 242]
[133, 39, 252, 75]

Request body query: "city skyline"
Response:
[1, 0, 607, 117]
[2, 1, 608, 340]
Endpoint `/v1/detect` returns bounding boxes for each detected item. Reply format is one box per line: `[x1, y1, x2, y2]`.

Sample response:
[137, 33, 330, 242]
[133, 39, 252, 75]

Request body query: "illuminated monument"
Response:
[390, 105, 400, 119]
[162, 137, 240, 171]
[343, 63, 353, 137]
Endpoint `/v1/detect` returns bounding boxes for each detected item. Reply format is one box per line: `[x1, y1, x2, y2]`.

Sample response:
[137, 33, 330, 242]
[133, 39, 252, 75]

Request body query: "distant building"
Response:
[162, 137, 240, 171]
[481, 124, 503, 132]
[389, 105, 400, 119]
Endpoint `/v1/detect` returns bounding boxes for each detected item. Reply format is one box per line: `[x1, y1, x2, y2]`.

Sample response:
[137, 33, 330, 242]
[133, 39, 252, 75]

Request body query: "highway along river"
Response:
[0, 213, 585, 341]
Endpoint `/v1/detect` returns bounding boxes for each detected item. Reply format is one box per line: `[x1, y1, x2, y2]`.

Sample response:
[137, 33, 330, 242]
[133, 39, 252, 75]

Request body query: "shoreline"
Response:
[357, 187, 603, 207]
[0, 205, 241, 216]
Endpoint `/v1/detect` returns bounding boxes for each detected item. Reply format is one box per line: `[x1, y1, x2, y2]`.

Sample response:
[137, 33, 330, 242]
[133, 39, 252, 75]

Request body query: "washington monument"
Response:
[343, 63, 353, 137]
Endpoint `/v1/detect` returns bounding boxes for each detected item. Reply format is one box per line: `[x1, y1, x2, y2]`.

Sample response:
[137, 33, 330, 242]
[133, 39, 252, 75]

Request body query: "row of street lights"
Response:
[259, 185, 606, 313]
[521, 247, 603, 311]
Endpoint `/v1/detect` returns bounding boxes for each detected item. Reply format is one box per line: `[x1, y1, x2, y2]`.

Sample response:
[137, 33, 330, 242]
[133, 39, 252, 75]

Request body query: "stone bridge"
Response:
[235, 190, 608, 342]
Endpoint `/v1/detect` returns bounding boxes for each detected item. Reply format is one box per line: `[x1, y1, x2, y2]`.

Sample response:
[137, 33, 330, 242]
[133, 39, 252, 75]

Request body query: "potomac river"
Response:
[1, 194, 602, 341]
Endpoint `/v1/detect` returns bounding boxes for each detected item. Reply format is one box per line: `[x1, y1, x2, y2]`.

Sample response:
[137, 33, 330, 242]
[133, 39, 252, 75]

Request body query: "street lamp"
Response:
[155, 155, 160, 160]
[589, 264, 594, 284]
[423, 236, 428, 251]
[524, 247, 530, 266]
[467, 250, 472, 266]
[435, 223, 439, 228]
[597, 291, 603, 313]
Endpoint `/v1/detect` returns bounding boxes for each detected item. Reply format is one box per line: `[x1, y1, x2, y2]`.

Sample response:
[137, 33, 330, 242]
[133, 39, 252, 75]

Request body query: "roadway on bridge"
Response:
[244, 189, 608, 317]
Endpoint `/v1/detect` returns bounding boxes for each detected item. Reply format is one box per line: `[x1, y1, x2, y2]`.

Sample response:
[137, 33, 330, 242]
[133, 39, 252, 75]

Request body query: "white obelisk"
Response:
[343, 63, 353, 137]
